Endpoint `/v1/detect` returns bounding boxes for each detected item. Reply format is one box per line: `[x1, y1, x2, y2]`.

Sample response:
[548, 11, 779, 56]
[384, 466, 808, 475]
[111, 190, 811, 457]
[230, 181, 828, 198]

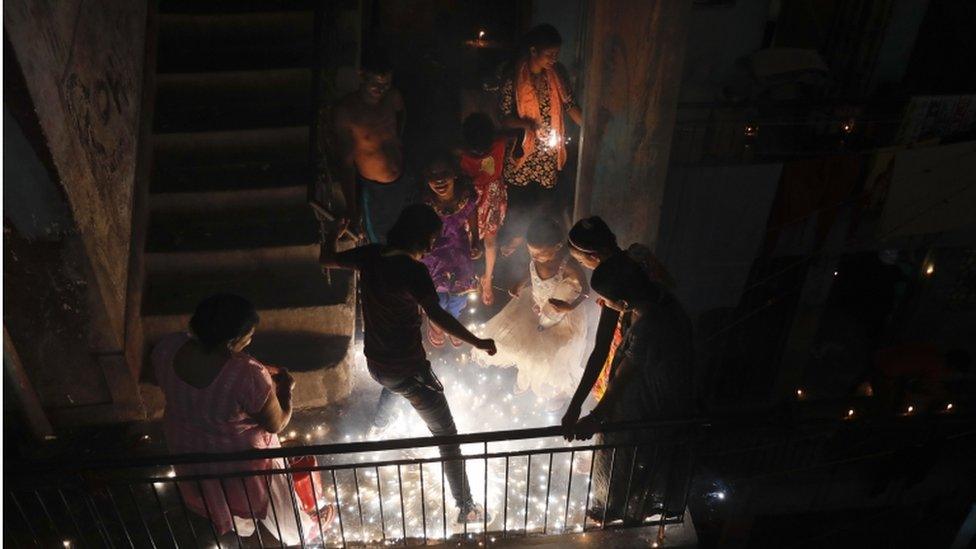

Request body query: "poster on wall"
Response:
[897, 95, 976, 144]
[879, 141, 976, 238]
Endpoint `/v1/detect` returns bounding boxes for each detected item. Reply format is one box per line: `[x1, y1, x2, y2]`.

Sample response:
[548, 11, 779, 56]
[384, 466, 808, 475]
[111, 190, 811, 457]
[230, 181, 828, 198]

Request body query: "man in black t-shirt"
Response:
[321, 204, 496, 523]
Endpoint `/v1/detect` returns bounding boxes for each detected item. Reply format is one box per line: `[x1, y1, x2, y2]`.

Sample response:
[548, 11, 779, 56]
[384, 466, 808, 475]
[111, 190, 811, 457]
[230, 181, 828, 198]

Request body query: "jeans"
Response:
[369, 361, 474, 508]
[438, 292, 468, 319]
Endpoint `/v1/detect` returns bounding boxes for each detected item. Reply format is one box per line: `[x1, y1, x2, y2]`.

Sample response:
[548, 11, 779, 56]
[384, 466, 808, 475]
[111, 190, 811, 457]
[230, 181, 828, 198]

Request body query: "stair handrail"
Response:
[308, 1, 337, 225]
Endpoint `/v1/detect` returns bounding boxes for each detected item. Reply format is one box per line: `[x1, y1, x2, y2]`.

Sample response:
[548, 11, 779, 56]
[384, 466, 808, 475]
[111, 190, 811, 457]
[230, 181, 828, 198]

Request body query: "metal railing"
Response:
[6, 410, 975, 548]
[4, 421, 695, 548]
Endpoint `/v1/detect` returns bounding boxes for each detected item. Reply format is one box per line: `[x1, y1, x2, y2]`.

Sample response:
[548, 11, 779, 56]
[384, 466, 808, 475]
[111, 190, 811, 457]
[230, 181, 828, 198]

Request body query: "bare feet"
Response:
[480, 277, 495, 306]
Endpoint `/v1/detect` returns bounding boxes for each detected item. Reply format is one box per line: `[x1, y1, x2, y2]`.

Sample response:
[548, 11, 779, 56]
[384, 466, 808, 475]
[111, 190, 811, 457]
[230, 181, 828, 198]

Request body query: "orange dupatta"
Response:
[514, 60, 569, 171]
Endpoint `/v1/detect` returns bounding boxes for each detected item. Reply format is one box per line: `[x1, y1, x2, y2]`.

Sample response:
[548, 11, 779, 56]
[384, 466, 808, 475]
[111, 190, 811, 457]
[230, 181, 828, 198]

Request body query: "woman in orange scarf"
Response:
[498, 24, 583, 253]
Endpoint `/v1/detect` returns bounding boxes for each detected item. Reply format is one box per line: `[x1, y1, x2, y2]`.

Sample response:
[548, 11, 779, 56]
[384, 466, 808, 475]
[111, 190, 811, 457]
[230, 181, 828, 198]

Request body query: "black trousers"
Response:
[368, 361, 474, 508]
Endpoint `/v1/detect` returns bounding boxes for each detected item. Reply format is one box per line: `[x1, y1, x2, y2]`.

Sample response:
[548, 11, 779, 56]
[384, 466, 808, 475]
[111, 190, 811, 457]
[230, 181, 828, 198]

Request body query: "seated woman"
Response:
[474, 217, 589, 403]
[153, 294, 334, 545]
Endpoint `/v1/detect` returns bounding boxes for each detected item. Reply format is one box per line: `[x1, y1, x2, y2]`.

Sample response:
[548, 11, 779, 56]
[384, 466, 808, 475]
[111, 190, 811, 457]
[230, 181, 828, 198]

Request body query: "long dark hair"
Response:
[569, 216, 618, 254]
[518, 24, 562, 60]
[591, 254, 657, 305]
[189, 294, 259, 351]
[386, 204, 443, 253]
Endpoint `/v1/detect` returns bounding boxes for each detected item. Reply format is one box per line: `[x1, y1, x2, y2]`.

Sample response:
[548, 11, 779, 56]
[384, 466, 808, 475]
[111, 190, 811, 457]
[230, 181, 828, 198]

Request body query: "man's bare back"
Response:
[334, 89, 404, 184]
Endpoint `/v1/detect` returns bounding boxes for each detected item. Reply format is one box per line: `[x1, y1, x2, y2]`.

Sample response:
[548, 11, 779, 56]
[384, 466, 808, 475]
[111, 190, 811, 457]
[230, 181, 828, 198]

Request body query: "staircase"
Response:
[140, 1, 355, 413]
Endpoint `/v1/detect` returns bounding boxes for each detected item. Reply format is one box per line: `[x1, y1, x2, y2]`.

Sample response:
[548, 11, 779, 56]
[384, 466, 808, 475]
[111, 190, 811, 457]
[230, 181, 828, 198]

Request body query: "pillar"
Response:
[574, 0, 692, 249]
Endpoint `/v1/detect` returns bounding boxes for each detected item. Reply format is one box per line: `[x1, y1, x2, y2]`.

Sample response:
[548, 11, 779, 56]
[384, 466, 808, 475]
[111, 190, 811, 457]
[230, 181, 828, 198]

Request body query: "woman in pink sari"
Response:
[153, 294, 334, 545]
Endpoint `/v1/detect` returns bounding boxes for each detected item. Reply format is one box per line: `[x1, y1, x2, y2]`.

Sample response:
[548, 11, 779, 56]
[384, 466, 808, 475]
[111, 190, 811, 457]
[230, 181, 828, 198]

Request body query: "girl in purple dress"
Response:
[422, 153, 481, 347]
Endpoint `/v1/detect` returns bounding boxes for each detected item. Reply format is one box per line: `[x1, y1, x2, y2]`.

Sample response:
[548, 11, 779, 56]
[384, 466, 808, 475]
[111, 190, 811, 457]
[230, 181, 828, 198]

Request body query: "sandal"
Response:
[449, 335, 463, 348]
[307, 504, 337, 541]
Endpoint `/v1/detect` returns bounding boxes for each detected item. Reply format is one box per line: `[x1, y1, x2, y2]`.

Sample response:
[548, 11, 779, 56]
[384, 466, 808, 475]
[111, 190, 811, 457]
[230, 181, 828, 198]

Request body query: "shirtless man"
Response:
[332, 51, 413, 243]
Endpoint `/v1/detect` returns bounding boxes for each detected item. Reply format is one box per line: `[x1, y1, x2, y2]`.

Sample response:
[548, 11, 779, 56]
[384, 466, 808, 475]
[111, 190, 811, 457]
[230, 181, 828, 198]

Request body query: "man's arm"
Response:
[319, 220, 362, 270]
[561, 306, 620, 434]
[419, 295, 495, 353]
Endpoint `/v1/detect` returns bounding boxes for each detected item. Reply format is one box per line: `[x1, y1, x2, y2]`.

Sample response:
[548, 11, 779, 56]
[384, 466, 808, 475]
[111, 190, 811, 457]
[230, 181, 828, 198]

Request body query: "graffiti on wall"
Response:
[4, 0, 146, 330]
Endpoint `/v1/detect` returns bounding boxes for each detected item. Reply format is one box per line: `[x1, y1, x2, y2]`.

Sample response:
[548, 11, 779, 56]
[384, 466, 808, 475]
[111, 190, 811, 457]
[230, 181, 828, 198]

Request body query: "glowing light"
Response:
[546, 130, 560, 149]
[469, 308, 476, 314]
[907, 405, 914, 414]
[468, 293, 478, 302]
[925, 264, 935, 276]
[63, 540, 72, 548]
[478, 30, 486, 40]
[841, 119, 855, 134]
[795, 388, 804, 399]
[947, 403, 954, 411]
[744, 124, 758, 137]
[847, 409, 855, 418]
[288, 430, 297, 439]
[833, 270, 838, 277]
[167, 469, 176, 478]
[717, 491, 726, 500]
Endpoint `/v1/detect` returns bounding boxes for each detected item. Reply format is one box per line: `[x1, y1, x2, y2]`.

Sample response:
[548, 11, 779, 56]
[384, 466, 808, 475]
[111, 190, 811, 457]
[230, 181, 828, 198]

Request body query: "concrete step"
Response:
[146, 201, 319, 253]
[142, 261, 350, 316]
[159, 0, 316, 14]
[151, 159, 310, 194]
[143, 303, 355, 362]
[154, 69, 311, 133]
[150, 184, 306, 214]
[157, 11, 313, 73]
[146, 244, 319, 276]
[153, 126, 308, 169]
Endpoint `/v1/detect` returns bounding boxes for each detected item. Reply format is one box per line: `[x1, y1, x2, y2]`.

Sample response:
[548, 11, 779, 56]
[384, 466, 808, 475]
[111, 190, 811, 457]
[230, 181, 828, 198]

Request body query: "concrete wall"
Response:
[574, 0, 692, 250]
[4, 0, 149, 424]
[680, 0, 772, 102]
[4, 0, 148, 351]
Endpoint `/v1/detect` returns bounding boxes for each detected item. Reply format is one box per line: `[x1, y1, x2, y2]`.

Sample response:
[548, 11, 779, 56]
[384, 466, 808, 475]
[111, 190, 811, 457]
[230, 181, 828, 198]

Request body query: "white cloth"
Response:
[231, 459, 319, 546]
[475, 258, 587, 399]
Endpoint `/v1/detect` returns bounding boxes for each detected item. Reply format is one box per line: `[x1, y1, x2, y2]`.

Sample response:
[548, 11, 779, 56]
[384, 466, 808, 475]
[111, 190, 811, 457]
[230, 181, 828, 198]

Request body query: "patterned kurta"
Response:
[422, 190, 479, 294]
[499, 66, 577, 189]
[460, 137, 508, 237]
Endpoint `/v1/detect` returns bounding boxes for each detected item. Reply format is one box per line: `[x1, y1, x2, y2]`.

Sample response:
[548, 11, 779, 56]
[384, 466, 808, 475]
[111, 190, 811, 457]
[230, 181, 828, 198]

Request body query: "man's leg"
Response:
[380, 370, 474, 509]
[371, 387, 399, 429]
